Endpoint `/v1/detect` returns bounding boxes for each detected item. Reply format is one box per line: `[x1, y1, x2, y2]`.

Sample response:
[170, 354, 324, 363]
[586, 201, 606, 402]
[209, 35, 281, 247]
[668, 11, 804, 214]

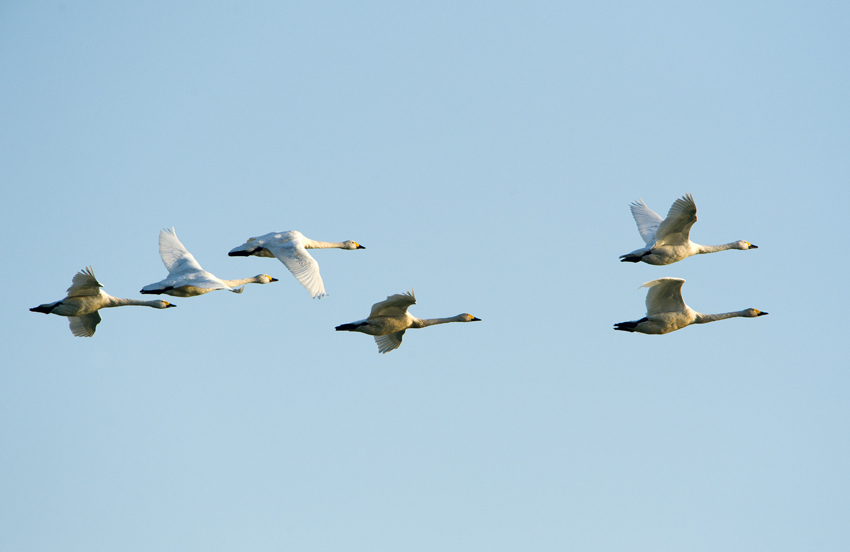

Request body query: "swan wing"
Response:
[654, 194, 697, 246]
[629, 199, 664, 245]
[69, 311, 101, 337]
[159, 228, 204, 274]
[266, 238, 326, 299]
[67, 267, 103, 297]
[375, 331, 406, 354]
[642, 278, 687, 315]
[370, 289, 416, 318]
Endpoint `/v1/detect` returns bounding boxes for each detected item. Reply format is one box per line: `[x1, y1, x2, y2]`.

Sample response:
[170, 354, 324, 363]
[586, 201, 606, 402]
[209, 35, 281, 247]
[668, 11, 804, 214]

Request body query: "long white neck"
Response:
[693, 310, 749, 324]
[694, 242, 739, 254]
[103, 295, 167, 308]
[303, 239, 348, 249]
[221, 276, 264, 286]
[411, 315, 467, 328]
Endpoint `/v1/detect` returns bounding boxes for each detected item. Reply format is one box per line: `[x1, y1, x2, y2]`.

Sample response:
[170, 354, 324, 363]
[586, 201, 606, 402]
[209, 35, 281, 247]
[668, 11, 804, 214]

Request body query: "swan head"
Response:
[154, 301, 177, 309]
[342, 241, 365, 250]
[737, 241, 757, 250]
[457, 313, 481, 322]
[743, 308, 768, 317]
[256, 274, 279, 284]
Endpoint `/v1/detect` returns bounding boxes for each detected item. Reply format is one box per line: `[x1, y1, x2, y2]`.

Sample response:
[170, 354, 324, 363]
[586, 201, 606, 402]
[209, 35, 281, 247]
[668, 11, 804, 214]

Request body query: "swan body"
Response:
[30, 267, 176, 337]
[614, 277, 767, 335]
[619, 194, 757, 265]
[335, 289, 480, 353]
[228, 230, 364, 299]
[141, 228, 277, 297]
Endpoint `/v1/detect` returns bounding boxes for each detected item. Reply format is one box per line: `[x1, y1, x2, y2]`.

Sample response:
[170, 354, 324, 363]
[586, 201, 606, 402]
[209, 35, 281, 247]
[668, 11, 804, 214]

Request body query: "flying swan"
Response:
[334, 289, 480, 353]
[614, 277, 767, 335]
[228, 230, 365, 299]
[141, 228, 278, 297]
[619, 193, 757, 265]
[30, 266, 176, 337]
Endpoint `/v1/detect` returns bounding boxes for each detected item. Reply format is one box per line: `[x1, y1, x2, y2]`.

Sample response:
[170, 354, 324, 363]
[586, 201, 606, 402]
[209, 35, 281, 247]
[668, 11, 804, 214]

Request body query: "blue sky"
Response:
[2, 1, 848, 550]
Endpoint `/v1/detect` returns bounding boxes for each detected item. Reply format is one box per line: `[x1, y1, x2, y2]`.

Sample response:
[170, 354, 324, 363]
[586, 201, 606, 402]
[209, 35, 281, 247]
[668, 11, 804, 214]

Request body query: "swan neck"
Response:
[304, 239, 346, 249]
[695, 242, 737, 254]
[694, 311, 746, 324]
[413, 316, 463, 328]
[221, 277, 258, 287]
[104, 295, 163, 308]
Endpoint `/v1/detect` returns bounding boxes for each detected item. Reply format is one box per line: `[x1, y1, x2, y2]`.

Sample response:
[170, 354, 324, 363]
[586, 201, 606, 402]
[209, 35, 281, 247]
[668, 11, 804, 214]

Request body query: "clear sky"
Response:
[2, 1, 848, 550]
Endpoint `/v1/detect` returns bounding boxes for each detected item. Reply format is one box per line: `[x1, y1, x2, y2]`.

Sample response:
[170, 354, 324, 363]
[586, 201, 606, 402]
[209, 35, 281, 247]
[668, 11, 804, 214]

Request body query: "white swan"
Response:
[614, 277, 767, 335]
[334, 289, 480, 353]
[141, 228, 278, 297]
[30, 267, 176, 337]
[228, 230, 365, 299]
[619, 193, 757, 265]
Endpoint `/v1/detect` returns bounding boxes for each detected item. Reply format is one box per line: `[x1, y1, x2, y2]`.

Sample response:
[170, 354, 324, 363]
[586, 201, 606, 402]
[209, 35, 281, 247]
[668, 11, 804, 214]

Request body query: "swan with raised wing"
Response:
[620, 194, 757, 265]
[335, 289, 480, 353]
[31, 267, 175, 337]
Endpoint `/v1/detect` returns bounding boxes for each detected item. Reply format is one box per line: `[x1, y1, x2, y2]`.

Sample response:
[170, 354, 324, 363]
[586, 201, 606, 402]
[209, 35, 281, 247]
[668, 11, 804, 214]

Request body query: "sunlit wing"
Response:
[374, 331, 405, 354]
[369, 289, 416, 318]
[629, 199, 664, 246]
[159, 228, 204, 274]
[67, 267, 103, 297]
[642, 278, 687, 315]
[69, 312, 101, 337]
[267, 238, 326, 299]
[654, 194, 697, 246]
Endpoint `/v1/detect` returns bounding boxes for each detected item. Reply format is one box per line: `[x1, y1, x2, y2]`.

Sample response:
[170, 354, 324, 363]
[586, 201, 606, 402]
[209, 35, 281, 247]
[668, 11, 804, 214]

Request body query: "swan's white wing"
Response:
[629, 199, 664, 245]
[69, 312, 101, 337]
[369, 289, 416, 318]
[159, 228, 205, 274]
[375, 331, 405, 354]
[67, 267, 103, 297]
[654, 194, 697, 246]
[266, 238, 326, 299]
[642, 278, 687, 315]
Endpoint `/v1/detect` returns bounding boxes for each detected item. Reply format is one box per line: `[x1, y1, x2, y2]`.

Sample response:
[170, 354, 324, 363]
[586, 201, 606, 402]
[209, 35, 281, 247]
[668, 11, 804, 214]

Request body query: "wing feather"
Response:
[642, 278, 687, 315]
[654, 194, 697, 246]
[67, 267, 103, 297]
[159, 228, 204, 274]
[69, 312, 101, 337]
[267, 238, 326, 299]
[369, 289, 416, 318]
[629, 199, 664, 246]
[374, 331, 406, 354]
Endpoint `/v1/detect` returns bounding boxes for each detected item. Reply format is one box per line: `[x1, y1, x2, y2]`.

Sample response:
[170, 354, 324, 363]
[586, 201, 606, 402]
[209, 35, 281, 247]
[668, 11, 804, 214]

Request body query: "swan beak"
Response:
[357, 244, 366, 249]
[270, 277, 279, 282]
[165, 303, 177, 308]
[757, 311, 768, 316]
[472, 317, 481, 321]
[749, 244, 758, 249]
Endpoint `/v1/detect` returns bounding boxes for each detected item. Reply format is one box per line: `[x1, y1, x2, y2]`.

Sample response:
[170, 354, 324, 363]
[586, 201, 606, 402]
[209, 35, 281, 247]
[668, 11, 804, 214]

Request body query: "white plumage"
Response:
[228, 230, 364, 299]
[31, 267, 176, 337]
[614, 277, 768, 335]
[335, 289, 481, 353]
[620, 194, 757, 265]
[141, 228, 277, 297]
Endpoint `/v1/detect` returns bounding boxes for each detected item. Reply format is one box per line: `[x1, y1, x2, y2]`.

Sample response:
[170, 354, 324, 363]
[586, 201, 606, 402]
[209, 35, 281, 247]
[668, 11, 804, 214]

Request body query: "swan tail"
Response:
[614, 317, 647, 332]
[30, 301, 60, 314]
[335, 322, 366, 332]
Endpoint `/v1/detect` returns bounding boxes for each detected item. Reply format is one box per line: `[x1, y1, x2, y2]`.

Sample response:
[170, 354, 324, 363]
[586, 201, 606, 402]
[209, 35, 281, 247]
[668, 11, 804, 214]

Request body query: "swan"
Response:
[614, 277, 767, 335]
[334, 289, 480, 353]
[30, 266, 176, 337]
[228, 230, 365, 299]
[619, 193, 757, 265]
[141, 228, 278, 297]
